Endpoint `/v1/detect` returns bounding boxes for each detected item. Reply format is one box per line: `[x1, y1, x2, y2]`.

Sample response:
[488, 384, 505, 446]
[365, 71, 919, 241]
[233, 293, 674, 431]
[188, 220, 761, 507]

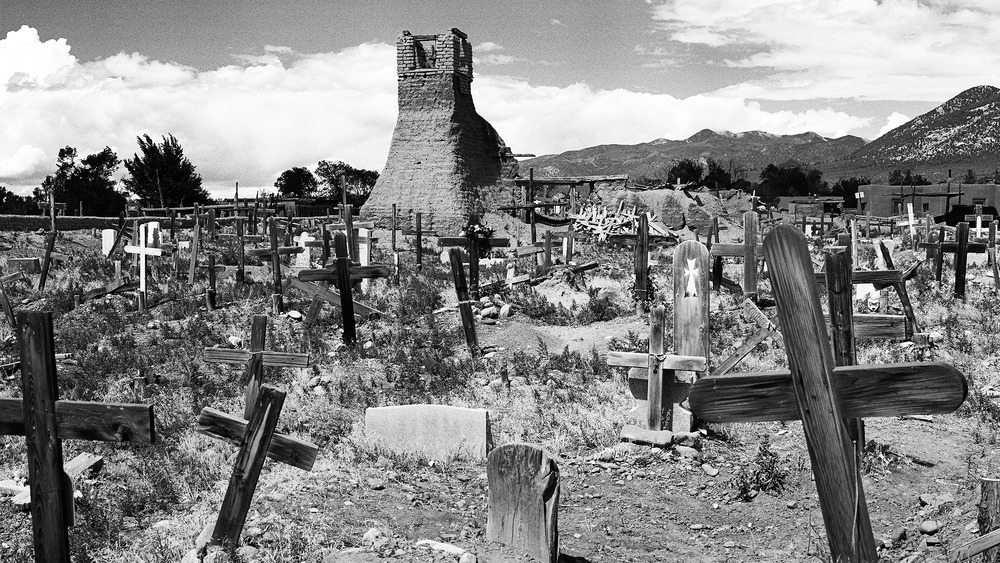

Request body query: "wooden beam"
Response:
[196, 407, 318, 471]
[0, 399, 155, 442]
[202, 348, 309, 368]
[605, 352, 707, 371]
[288, 278, 387, 318]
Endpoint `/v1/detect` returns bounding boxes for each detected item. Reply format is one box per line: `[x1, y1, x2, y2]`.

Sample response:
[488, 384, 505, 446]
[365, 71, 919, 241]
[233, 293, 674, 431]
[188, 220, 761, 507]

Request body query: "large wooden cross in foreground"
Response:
[689, 225, 967, 563]
[2, 311, 156, 562]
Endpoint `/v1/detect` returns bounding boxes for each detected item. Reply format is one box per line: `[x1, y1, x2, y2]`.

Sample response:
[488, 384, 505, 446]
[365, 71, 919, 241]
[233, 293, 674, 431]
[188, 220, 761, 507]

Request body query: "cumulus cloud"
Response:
[0, 26, 398, 197]
[647, 0, 1000, 101]
[1, 25, 877, 196]
[879, 111, 911, 136]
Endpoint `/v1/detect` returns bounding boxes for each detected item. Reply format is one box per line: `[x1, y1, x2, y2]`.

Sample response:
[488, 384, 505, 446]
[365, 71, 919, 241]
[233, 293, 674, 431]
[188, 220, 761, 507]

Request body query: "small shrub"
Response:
[731, 435, 788, 501]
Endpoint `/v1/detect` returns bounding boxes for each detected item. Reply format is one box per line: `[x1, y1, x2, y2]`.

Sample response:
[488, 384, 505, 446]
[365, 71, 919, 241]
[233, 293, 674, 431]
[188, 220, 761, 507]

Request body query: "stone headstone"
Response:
[364, 405, 493, 461]
[294, 232, 315, 268]
[101, 229, 116, 254]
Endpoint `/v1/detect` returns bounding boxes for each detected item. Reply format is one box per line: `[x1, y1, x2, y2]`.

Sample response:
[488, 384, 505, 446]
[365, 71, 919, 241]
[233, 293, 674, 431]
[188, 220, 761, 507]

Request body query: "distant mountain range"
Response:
[520, 85, 1000, 183]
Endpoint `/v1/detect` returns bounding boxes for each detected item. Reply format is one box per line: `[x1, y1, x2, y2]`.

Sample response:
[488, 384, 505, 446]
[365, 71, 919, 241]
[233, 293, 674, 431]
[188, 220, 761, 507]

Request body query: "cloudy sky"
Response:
[2, 0, 998, 197]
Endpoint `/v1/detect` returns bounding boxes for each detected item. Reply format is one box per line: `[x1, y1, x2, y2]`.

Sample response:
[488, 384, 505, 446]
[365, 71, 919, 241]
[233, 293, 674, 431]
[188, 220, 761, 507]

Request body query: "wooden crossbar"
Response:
[203, 348, 309, 368]
[0, 399, 155, 442]
[605, 352, 707, 371]
[196, 407, 318, 471]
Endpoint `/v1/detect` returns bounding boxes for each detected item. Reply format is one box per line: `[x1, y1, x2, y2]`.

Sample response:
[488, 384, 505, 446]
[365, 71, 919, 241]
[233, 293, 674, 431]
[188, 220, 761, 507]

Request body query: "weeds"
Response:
[731, 435, 788, 501]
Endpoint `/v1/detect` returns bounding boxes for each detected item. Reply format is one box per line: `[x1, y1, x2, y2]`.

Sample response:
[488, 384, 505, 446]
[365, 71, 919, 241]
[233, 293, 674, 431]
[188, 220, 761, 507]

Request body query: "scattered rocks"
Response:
[701, 463, 719, 477]
[786, 500, 797, 509]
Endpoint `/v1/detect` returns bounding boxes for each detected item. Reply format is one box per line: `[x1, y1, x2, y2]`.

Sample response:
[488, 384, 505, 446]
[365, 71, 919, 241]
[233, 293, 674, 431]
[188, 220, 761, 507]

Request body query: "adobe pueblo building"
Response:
[362, 29, 519, 231]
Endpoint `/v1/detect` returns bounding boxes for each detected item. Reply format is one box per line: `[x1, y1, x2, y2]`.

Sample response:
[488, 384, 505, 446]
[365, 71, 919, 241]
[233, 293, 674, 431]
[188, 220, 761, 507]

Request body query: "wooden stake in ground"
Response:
[689, 225, 968, 563]
[4, 311, 156, 563]
[37, 230, 57, 291]
[486, 443, 559, 563]
[203, 315, 308, 420]
[634, 213, 649, 314]
[197, 385, 318, 548]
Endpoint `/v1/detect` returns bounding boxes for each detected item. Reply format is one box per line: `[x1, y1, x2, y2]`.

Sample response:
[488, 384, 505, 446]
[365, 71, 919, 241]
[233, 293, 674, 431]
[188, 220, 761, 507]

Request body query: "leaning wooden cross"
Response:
[606, 240, 710, 435]
[196, 385, 319, 548]
[203, 314, 309, 420]
[294, 232, 390, 343]
[2, 311, 156, 562]
[689, 225, 967, 563]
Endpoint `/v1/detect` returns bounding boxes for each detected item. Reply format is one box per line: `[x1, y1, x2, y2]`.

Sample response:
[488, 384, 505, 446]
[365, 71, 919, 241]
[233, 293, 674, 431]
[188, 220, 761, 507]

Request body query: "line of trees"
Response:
[0, 134, 379, 215]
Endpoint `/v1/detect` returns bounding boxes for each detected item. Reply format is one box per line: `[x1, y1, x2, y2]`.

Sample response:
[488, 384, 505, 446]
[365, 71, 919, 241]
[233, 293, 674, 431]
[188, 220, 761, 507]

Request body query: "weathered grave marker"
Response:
[124, 222, 164, 313]
[671, 239, 710, 432]
[204, 315, 308, 420]
[709, 211, 762, 298]
[606, 306, 706, 438]
[634, 213, 650, 314]
[196, 385, 318, 548]
[449, 247, 479, 356]
[3, 311, 156, 562]
[245, 216, 305, 314]
[37, 231, 57, 291]
[689, 225, 967, 563]
[486, 443, 559, 563]
[295, 232, 390, 342]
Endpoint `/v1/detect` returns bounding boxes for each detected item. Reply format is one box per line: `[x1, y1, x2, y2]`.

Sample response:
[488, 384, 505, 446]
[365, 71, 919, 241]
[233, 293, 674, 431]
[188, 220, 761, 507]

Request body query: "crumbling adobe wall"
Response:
[362, 29, 518, 232]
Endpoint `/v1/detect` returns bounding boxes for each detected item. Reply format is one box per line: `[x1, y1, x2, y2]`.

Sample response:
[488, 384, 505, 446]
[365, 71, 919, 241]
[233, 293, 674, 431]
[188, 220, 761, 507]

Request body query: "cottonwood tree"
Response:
[39, 146, 126, 216]
[314, 160, 379, 205]
[122, 134, 210, 207]
[274, 167, 318, 198]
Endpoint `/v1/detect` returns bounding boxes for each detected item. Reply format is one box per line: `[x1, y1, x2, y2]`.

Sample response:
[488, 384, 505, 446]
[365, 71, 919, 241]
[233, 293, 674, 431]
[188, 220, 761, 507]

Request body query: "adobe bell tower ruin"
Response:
[362, 28, 519, 231]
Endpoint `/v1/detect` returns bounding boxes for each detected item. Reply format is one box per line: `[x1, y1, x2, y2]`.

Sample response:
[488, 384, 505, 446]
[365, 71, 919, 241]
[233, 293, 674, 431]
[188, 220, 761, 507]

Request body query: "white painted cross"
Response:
[907, 203, 916, 240]
[358, 227, 372, 292]
[124, 223, 163, 295]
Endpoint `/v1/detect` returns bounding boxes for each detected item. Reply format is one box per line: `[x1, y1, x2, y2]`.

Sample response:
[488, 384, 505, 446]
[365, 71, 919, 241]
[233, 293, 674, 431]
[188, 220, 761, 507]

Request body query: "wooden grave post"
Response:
[449, 247, 479, 356]
[689, 225, 968, 563]
[671, 240, 710, 432]
[188, 205, 201, 285]
[244, 216, 305, 314]
[826, 249, 865, 457]
[634, 212, 649, 314]
[486, 443, 559, 563]
[37, 230, 57, 291]
[294, 232, 390, 337]
[0, 282, 16, 328]
[4, 311, 156, 563]
[196, 385, 318, 548]
[203, 314, 308, 420]
[606, 306, 707, 437]
[956, 221, 970, 299]
[708, 211, 763, 298]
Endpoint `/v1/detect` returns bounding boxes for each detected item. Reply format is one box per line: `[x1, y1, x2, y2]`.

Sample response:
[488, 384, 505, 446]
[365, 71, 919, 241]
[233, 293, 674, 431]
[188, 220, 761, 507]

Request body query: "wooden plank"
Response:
[711, 325, 775, 377]
[671, 240, 710, 433]
[0, 399, 155, 442]
[814, 270, 902, 285]
[690, 362, 967, 422]
[744, 211, 758, 298]
[449, 248, 478, 356]
[297, 265, 391, 283]
[196, 407, 318, 471]
[849, 314, 907, 340]
[17, 310, 71, 562]
[202, 347, 309, 368]
[210, 386, 285, 547]
[646, 306, 665, 431]
[606, 352, 707, 371]
[288, 278, 387, 318]
[515, 245, 544, 257]
[486, 443, 559, 563]
[760, 225, 877, 562]
[439, 236, 511, 247]
[37, 231, 56, 291]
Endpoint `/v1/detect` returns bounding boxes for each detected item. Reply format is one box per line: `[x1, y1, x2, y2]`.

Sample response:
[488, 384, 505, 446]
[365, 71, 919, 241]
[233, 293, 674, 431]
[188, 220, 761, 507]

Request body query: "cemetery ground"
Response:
[1, 217, 1000, 563]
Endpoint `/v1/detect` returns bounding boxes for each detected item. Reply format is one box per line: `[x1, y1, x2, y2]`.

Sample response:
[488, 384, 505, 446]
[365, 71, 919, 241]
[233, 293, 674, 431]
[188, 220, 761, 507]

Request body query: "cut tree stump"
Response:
[486, 443, 559, 563]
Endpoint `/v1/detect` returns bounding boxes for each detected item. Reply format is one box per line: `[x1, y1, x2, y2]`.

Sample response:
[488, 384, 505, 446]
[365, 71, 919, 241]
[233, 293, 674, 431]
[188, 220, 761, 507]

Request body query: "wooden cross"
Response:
[196, 385, 318, 548]
[708, 211, 763, 298]
[3, 311, 156, 562]
[688, 225, 967, 563]
[449, 248, 480, 357]
[918, 222, 985, 298]
[124, 222, 165, 313]
[217, 217, 266, 284]
[295, 232, 390, 342]
[203, 315, 309, 420]
[245, 216, 305, 314]
[439, 220, 511, 301]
